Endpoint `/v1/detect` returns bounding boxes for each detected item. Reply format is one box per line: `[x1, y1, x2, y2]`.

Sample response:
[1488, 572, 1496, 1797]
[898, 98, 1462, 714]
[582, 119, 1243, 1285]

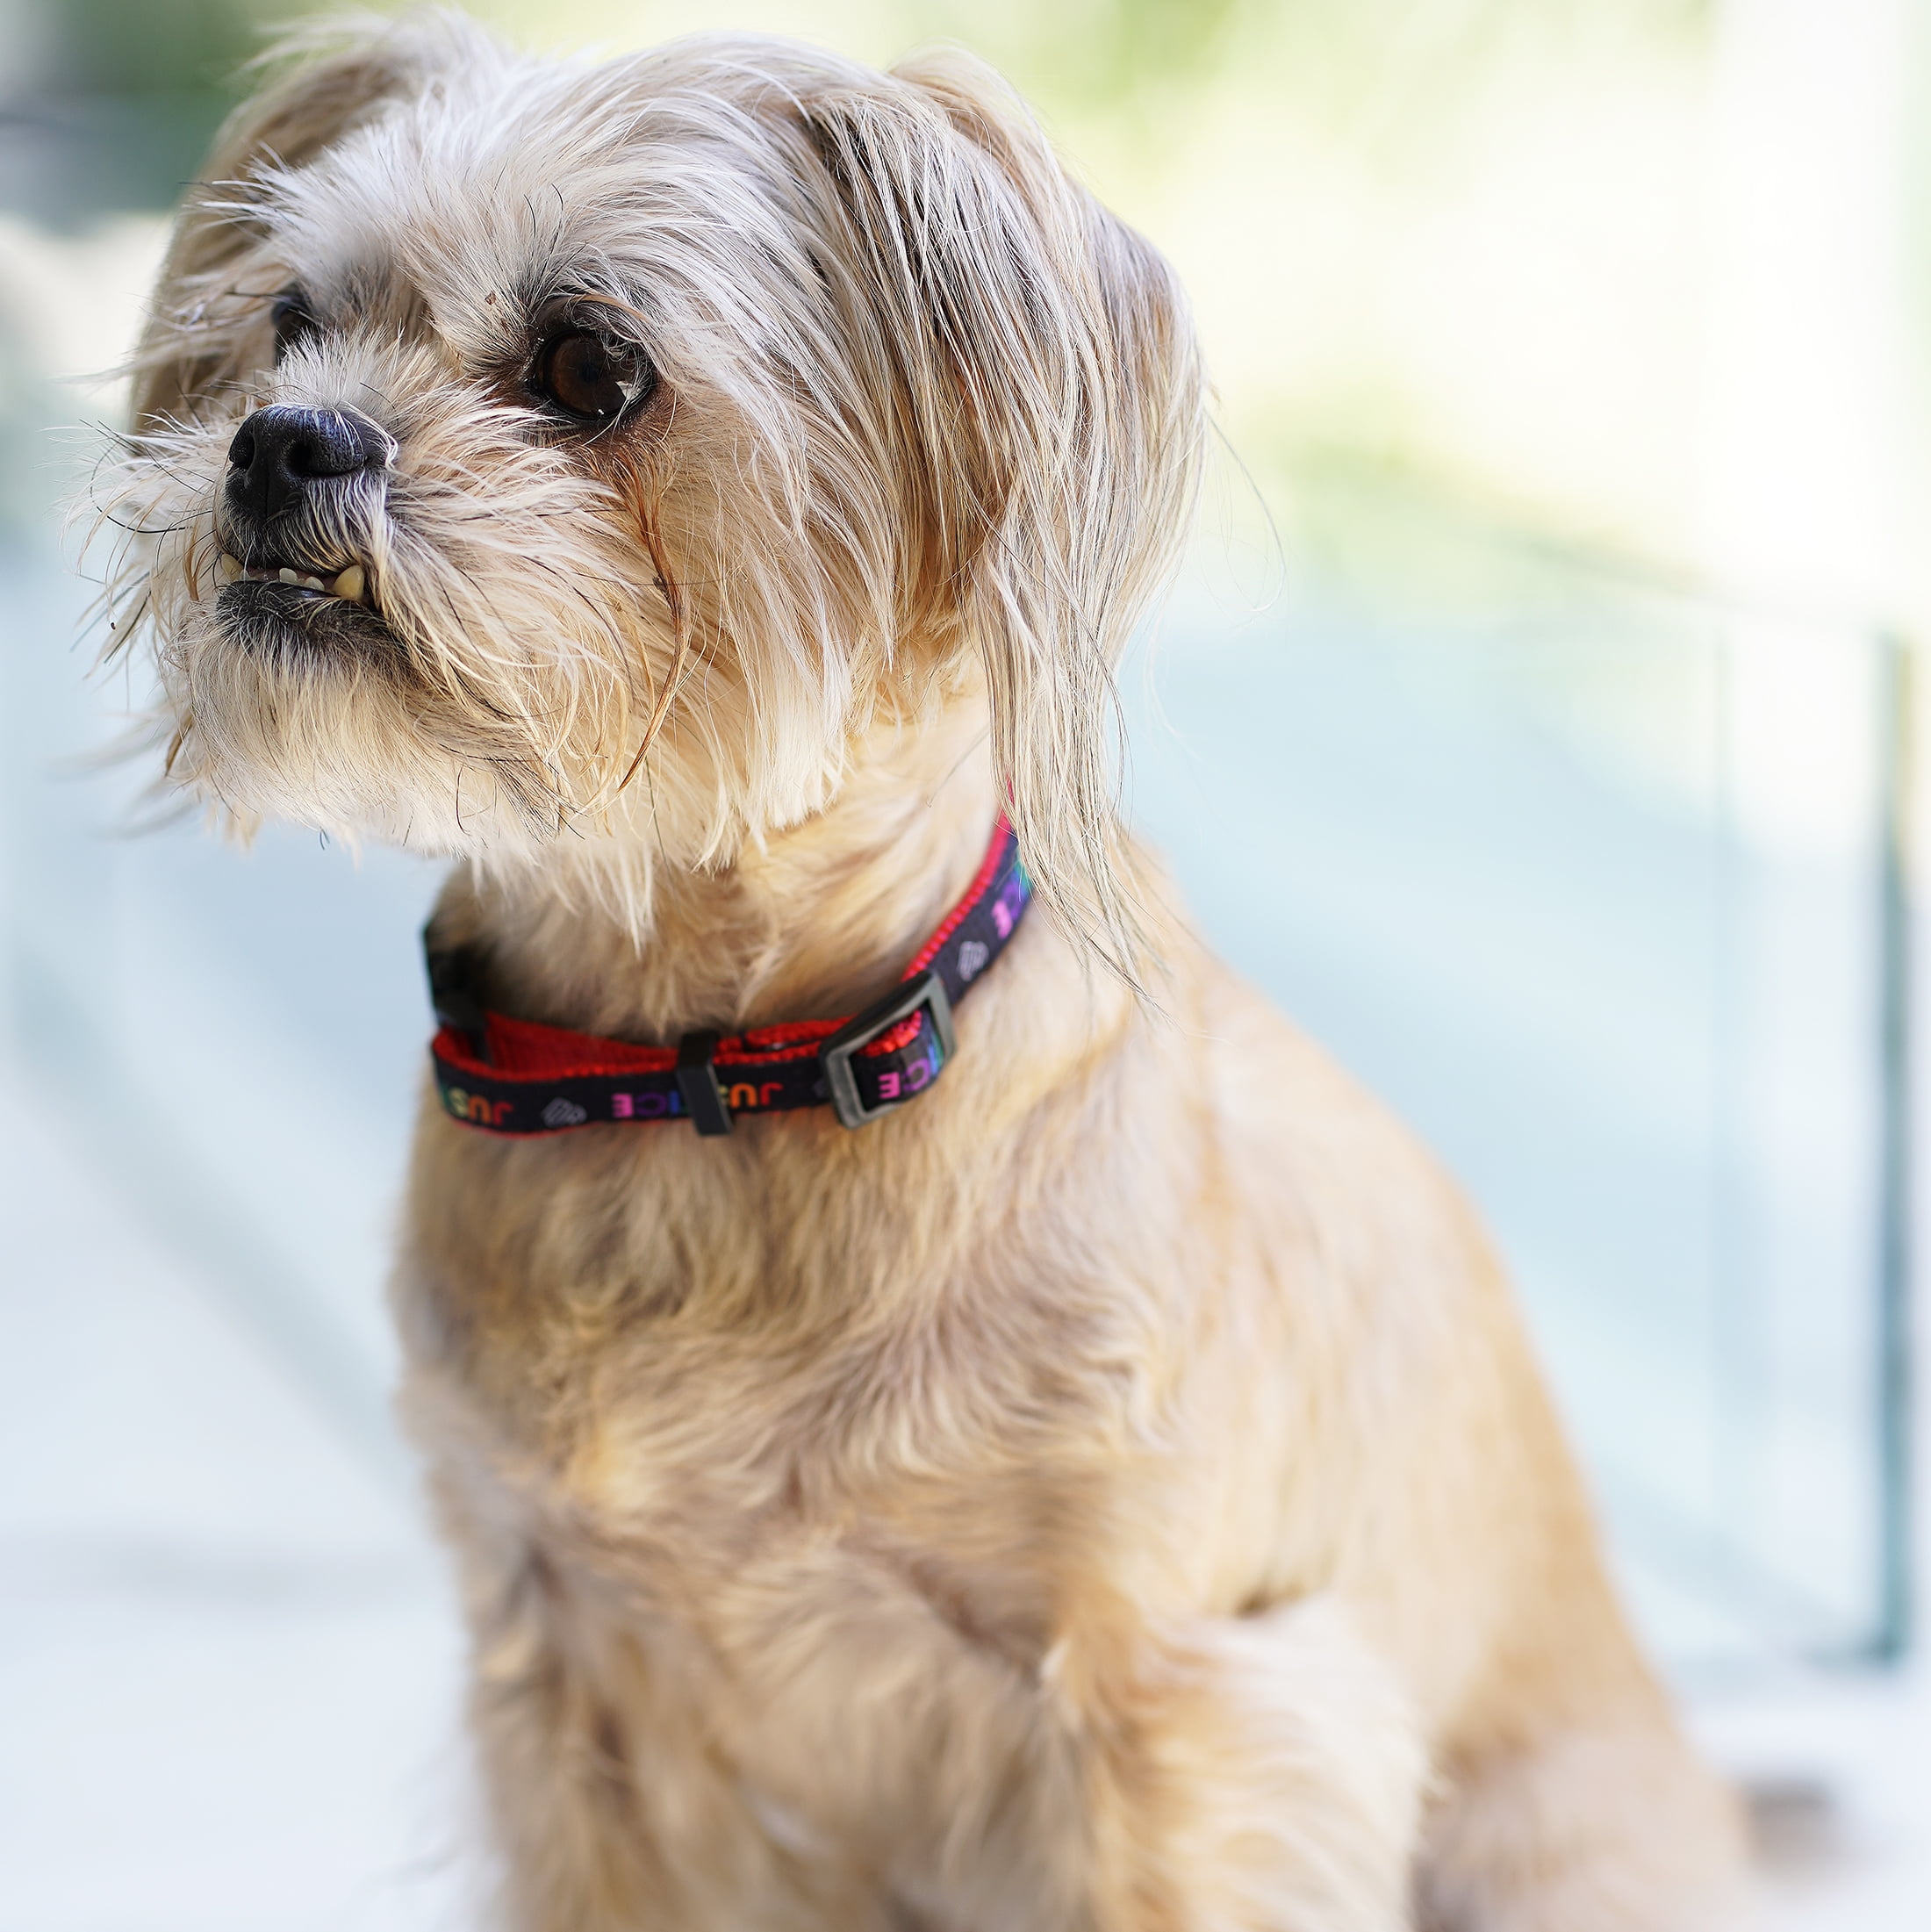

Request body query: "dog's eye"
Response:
[271, 288, 318, 363]
[528, 328, 655, 427]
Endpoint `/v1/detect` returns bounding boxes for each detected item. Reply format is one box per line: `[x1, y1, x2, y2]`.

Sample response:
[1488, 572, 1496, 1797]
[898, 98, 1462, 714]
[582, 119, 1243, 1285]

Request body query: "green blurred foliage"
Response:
[47, 0, 294, 95]
[36, 0, 1712, 112]
[845, 0, 1709, 152]
[914, 0, 1248, 112]
[16, 0, 1719, 221]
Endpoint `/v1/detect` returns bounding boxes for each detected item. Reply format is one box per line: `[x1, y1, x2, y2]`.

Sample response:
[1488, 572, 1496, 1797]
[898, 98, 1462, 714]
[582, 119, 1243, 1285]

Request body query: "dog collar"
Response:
[426, 817, 1031, 1137]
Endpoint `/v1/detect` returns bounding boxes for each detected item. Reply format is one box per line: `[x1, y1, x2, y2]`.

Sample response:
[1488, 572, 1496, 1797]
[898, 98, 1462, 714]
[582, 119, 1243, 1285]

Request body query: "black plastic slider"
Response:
[675, 1030, 733, 1137]
[423, 933, 490, 1063]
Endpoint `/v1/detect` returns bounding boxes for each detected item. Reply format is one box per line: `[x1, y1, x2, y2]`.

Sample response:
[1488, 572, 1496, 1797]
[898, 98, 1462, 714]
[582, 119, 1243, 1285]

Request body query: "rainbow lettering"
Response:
[445, 1087, 513, 1128]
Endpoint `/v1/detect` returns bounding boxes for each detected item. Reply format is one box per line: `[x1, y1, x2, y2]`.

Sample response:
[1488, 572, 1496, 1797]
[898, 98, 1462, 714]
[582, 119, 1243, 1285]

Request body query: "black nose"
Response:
[226, 406, 389, 525]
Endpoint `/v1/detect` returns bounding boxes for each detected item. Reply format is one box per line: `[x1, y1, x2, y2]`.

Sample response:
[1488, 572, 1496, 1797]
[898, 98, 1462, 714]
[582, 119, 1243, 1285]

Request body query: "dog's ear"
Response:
[802, 52, 1204, 982]
[132, 19, 446, 433]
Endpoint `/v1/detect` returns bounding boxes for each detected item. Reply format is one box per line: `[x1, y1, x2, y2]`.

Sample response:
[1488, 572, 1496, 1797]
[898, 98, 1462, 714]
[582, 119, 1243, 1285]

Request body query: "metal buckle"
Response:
[818, 971, 956, 1130]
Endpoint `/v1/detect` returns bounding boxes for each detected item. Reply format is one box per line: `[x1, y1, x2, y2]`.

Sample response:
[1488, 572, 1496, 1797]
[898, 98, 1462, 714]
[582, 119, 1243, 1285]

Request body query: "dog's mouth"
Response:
[216, 549, 374, 608]
[212, 547, 399, 662]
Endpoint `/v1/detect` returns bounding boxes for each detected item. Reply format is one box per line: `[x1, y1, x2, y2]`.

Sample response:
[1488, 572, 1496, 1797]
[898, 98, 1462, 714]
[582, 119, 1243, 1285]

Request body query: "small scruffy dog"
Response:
[101, 12, 1745, 1928]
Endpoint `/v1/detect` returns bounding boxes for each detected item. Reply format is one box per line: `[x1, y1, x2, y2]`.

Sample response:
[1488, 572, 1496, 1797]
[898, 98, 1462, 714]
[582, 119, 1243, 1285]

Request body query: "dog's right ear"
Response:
[133, 19, 441, 432]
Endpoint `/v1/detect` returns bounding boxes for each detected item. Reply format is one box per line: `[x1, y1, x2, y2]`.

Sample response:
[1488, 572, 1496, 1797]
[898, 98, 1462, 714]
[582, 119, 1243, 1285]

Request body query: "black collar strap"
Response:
[427, 816, 1032, 1137]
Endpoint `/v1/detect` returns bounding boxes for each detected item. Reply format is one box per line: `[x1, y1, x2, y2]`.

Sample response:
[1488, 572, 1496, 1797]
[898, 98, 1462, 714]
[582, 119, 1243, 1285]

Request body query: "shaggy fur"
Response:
[97, 11, 1748, 1928]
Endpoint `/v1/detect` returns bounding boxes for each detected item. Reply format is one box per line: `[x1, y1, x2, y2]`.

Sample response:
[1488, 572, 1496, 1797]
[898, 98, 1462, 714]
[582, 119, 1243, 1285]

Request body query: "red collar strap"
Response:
[427, 817, 1032, 1138]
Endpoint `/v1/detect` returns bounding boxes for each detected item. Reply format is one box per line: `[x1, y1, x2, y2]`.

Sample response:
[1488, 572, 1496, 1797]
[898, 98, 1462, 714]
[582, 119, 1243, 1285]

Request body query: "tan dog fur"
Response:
[98, 12, 1745, 1927]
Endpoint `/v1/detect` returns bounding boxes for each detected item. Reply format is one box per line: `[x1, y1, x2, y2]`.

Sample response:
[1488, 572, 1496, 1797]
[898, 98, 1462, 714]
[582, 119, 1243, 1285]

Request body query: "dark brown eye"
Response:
[528, 327, 654, 426]
[271, 288, 317, 362]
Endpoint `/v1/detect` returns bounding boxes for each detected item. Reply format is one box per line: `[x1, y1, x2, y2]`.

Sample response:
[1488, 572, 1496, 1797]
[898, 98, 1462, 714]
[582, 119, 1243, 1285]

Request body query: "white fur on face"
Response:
[98, 14, 1203, 958]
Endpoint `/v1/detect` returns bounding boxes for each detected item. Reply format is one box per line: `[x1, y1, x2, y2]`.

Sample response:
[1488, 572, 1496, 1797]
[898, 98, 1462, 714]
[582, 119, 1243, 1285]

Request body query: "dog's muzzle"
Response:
[214, 405, 394, 648]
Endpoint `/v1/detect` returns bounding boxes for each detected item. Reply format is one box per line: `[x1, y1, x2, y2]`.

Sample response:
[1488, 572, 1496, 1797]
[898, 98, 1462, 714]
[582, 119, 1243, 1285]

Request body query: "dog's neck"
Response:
[445, 702, 1001, 1045]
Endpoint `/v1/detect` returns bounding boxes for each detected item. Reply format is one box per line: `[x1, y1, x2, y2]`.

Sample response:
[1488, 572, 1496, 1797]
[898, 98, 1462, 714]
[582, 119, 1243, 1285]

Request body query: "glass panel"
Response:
[1123, 506, 1905, 1674]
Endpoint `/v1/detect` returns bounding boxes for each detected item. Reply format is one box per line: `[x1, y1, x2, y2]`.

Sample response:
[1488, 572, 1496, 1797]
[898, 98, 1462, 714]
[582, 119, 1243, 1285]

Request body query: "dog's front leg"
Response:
[463, 1544, 886, 1932]
[1061, 1594, 1427, 1932]
[460, 1541, 691, 1932]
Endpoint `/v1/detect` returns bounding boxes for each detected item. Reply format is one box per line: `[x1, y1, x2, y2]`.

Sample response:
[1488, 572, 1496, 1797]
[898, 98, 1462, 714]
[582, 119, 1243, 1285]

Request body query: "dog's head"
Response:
[99, 11, 1202, 962]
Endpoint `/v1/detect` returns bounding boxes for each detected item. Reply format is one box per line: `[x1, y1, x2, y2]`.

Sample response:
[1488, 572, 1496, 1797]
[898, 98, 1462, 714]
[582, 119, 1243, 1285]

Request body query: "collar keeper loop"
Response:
[675, 1030, 732, 1136]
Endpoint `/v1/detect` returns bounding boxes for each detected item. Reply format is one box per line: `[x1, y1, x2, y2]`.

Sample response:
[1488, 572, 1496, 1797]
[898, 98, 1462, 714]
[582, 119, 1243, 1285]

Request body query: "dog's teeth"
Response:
[217, 552, 241, 584]
[332, 564, 366, 604]
[278, 567, 299, 585]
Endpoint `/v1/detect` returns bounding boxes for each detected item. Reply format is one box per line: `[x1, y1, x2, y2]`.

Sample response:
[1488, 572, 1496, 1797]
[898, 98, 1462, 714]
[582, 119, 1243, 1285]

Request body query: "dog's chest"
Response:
[446, 1259, 1076, 1662]
[402, 1102, 1154, 1893]
[425, 1279, 1077, 1905]
[407, 1111, 1138, 1539]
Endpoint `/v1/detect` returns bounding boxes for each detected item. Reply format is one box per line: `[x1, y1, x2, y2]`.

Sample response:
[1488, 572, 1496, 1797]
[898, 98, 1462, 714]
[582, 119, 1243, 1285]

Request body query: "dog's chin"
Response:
[216, 578, 401, 667]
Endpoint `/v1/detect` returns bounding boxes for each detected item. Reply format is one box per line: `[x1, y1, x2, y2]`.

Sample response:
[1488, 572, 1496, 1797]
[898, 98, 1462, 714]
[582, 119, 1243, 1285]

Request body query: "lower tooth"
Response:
[217, 553, 241, 584]
[333, 564, 366, 603]
[278, 567, 299, 585]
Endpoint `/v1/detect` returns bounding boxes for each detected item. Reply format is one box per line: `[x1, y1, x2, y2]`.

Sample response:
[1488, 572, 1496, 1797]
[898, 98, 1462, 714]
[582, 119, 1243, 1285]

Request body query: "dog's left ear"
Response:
[801, 54, 1205, 981]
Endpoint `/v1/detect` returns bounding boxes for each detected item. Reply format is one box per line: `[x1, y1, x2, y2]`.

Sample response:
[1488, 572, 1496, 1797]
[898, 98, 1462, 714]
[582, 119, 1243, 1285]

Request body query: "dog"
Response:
[97, 11, 1747, 1928]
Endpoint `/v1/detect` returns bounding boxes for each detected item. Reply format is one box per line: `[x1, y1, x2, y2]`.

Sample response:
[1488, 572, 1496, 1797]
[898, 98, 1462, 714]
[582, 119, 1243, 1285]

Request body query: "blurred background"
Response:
[3, 0, 1928, 1925]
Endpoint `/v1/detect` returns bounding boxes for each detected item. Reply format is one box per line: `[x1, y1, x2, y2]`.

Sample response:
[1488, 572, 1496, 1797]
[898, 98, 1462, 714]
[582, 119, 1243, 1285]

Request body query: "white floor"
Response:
[1, 1052, 1926, 1932]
